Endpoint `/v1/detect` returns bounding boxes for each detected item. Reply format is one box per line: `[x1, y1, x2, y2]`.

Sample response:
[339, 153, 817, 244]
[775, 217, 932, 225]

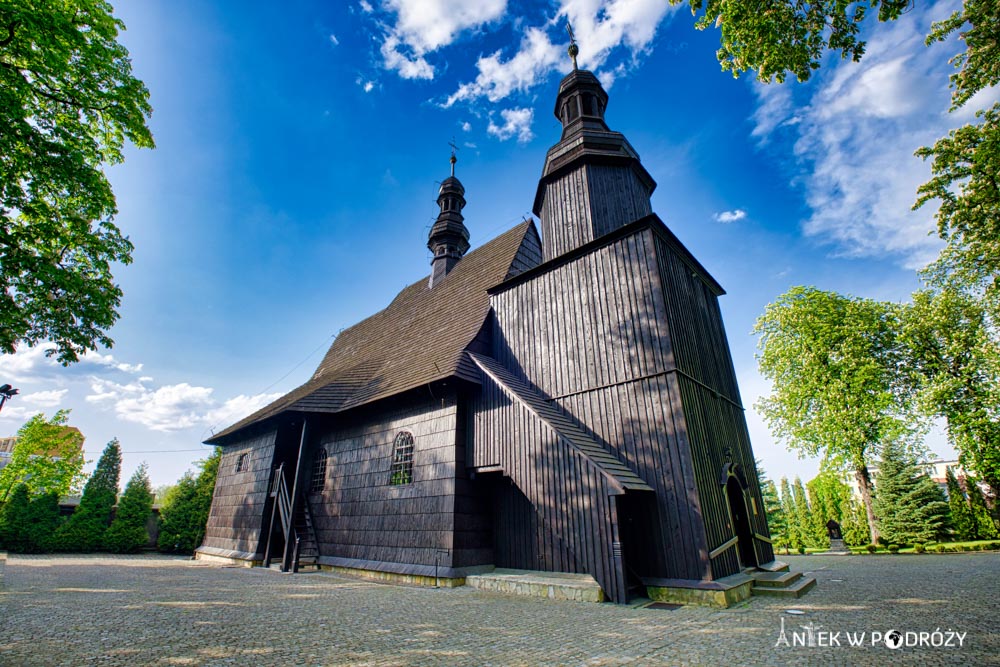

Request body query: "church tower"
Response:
[533, 64, 656, 260]
[427, 154, 471, 288]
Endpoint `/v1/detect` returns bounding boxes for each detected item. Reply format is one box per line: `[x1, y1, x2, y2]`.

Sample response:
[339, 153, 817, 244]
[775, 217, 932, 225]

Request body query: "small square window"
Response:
[311, 449, 328, 493]
[235, 452, 250, 473]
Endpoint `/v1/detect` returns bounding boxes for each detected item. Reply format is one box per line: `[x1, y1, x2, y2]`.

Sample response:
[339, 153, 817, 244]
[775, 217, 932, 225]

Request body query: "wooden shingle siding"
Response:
[488, 226, 709, 582]
[538, 164, 652, 260]
[202, 431, 277, 556]
[653, 234, 774, 572]
[468, 366, 630, 603]
[308, 393, 467, 569]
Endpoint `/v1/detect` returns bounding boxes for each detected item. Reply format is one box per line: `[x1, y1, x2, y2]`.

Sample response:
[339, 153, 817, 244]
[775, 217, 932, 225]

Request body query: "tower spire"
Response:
[566, 21, 579, 70]
[427, 148, 470, 289]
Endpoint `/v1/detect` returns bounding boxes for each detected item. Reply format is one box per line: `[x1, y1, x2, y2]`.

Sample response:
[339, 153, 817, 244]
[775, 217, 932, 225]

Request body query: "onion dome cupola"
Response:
[427, 153, 471, 288]
[533, 31, 657, 261]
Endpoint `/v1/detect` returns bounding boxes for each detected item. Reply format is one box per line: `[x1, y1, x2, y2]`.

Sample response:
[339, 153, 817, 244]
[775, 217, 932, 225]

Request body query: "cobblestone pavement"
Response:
[1, 553, 997, 666]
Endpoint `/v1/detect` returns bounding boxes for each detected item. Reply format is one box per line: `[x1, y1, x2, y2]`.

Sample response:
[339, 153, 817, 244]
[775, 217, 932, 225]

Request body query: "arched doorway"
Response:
[725, 476, 757, 568]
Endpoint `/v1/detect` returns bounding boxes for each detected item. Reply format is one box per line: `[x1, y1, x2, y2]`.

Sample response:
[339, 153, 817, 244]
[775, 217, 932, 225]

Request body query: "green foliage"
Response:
[914, 543, 925, 554]
[841, 499, 871, 547]
[900, 289, 1000, 498]
[0, 0, 154, 363]
[873, 442, 951, 546]
[0, 483, 30, 551]
[888, 544, 900, 553]
[755, 287, 919, 543]
[0, 410, 85, 504]
[807, 471, 850, 525]
[53, 438, 120, 551]
[157, 448, 220, 554]
[866, 543, 877, 553]
[924, 0, 1000, 111]
[103, 463, 152, 553]
[679, 0, 910, 83]
[760, 477, 786, 548]
[965, 477, 1000, 540]
[946, 467, 977, 540]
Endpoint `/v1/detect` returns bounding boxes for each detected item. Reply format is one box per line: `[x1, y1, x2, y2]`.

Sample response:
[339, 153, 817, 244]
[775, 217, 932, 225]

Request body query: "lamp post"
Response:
[0, 384, 19, 413]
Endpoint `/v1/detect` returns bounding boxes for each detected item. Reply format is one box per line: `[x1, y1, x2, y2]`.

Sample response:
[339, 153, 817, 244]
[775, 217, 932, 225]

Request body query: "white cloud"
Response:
[557, 0, 674, 70]
[444, 27, 562, 106]
[714, 209, 747, 223]
[377, 0, 507, 79]
[750, 7, 956, 269]
[329, 34, 339, 46]
[359, 0, 373, 12]
[0, 344, 142, 382]
[487, 107, 534, 143]
[444, 0, 676, 106]
[380, 34, 435, 80]
[86, 377, 280, 433]
[21, 389, 68, 407]
[461, 121, 471, 132]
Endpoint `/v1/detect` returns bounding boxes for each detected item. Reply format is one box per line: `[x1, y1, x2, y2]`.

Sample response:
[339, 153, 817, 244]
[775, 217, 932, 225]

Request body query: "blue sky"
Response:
[2, 0, 987, 489]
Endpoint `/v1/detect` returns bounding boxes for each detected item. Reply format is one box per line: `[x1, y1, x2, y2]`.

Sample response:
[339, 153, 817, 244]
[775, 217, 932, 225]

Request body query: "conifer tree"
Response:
[157, 448, 221, 553]
[0, 484, 31, 551]
[53, 439, 121, 551]
[841, 499, 872, 547]
[777, 478, 798, 553]
[792, 478, 817, 549]
[946, 467, 976, 540]
[874, 442, 950, 545]
[965, 477, 1000, 540]
[25, 492, 62, 553]
[103, 464, 153, 553]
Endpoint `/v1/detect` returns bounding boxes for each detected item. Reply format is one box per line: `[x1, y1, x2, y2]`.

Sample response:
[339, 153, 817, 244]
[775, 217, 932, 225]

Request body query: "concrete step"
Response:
[752, 576, 816, 599]
[466, 569, 604, 603]
[750, 570, 802, 588]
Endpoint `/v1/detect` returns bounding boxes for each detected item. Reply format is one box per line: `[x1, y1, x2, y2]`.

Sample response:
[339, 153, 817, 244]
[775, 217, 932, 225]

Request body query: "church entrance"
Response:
[725, 476, 757, 568]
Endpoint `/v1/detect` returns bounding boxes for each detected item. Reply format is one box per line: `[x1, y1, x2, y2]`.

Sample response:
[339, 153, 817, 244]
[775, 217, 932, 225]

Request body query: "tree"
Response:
[0, 483, 30, 551]
[0, 0, 154, 364]
[873, 441, 950, 546]
[157, 448, 220, 553]
[776, 477, 797, 553]
[759, 470, 786, 550]
[0, 410, 85, 504]
[791, 478, 822, 549]
[53, 438, 120, 551]
[965, 476, 1000, 540]
[755, 287, 918, 543]
[682, 0, 911, 83]
[24, 491, 62, 553]
[946, 466, 977, 541]
[900, 289, 1000, 499]
[807, 471, 851, 530]
[840, 499, 871, 547]
[103, 463, 152, 553]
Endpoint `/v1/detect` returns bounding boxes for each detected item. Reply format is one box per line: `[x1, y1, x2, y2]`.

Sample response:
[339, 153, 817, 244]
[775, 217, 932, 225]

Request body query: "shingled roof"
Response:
[206, 221, 537, 445]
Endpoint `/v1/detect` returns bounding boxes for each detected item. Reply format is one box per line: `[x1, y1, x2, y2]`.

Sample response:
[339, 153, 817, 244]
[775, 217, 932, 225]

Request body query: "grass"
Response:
[773, 539, 1000, 556]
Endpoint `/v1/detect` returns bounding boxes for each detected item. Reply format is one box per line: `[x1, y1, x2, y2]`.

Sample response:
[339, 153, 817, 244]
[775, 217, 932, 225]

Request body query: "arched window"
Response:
[389, 431, 414, 485]
[311, 449, 328, 493]
[235, 452, 250, 473]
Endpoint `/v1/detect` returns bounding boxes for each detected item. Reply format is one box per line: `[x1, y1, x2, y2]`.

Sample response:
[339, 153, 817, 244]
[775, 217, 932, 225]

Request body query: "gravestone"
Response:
[824, 519, 850, 554]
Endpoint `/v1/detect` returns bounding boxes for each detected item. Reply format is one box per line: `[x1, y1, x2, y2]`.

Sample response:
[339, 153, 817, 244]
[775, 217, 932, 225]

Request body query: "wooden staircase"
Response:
[748, 563, 816, 598]
[292, 501, 320, 571]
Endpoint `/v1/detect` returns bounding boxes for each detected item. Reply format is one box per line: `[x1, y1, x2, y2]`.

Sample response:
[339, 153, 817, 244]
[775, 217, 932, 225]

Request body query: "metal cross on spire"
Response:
[448, 138, 459, 176]
[566, 21, 579, 70]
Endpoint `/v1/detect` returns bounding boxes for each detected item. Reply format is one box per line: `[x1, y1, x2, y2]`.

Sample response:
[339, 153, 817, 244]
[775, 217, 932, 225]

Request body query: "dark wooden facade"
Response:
[198, 65, 774, 603]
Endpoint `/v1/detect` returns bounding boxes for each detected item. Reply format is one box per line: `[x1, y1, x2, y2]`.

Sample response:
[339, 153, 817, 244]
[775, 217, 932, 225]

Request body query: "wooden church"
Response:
[198, 57, 783, 605]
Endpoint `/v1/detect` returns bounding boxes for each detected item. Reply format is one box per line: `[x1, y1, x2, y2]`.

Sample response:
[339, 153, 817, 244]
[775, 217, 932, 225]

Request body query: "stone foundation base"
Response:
[318, 564, 465, 587]
[644, 574, 754, 608]
[466, 569, 604, 603]
[193, 547, 261, 567]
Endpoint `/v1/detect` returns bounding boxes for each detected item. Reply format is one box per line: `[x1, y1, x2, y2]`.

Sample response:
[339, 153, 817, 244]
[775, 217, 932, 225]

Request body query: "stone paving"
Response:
[0, 552, 997, 666]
